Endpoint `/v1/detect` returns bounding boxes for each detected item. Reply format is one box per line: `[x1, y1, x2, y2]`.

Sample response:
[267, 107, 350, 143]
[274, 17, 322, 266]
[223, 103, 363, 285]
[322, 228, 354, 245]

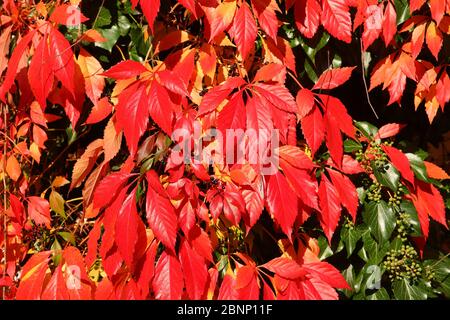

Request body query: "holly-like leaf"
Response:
[363, 201, 396, 242]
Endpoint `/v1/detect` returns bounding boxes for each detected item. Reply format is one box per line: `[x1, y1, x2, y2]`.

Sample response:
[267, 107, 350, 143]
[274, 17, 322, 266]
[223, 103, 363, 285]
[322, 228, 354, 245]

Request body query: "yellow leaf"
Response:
[52, 176, 70, 188]
[6, 155, 21, 181]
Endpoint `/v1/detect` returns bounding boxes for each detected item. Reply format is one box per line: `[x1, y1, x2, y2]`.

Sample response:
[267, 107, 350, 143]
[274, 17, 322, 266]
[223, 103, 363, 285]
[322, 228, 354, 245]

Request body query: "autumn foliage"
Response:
[0, 0, 449, 300]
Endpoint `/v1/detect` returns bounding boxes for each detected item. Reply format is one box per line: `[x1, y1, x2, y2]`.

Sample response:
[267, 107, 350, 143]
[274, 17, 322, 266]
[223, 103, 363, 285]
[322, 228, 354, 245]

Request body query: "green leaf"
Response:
[392, 279, 427, 300]
[344, 139, 362, 152]
[363, 201, 396, 242]
[341, 226, 361, 257]
[360, 231, 389, 265]
[406, 153, 430, 182]
[58, 232, 76, 245]
[394, 0, 410, 25]
[373, 163, 400, 191]
[95, 26, 121, 52]
[355, 121, 378, 138]
[304, 59, 318, 83]
[49, 190, 66, 219]
[118, 14, 131, 36]
[318, 235, 334, 260]
[95, 7, 112, 28]
[399, 201, 422, 236]
[367, 288, 390, 300]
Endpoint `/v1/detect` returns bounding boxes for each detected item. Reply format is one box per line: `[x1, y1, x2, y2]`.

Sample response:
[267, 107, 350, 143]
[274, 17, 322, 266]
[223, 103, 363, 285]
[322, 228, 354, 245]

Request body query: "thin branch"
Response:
[360, 40, 379, 120]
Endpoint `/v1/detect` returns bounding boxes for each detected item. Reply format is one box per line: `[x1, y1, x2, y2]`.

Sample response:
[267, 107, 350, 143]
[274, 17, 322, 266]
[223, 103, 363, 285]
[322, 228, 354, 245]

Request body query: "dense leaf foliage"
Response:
[0, 0, 449, 300]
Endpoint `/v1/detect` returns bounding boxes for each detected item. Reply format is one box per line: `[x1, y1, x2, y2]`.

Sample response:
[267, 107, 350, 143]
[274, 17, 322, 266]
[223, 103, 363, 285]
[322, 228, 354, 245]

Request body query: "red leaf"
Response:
[280, 158, 319, 210]
[253, 83, 297, 113]
[294, 0, 322, 38]
[49, 27, 75, 96]
[229, 2, 258, 60]
[251, 0, 279, 42]
[318, 175, 341, 243]
[115, 189, 147, 270]
[430, 0, 445, 25]
[0, 30, 35, 102]
[70, 139, 103, 190]
[313, 67, 355, 90]
[41, 265, 70, 300]
[147, 81, 174, 135]
[203, 1, 237, 42]
[301, 106, 325, 157]
[327, 169, 358, 221]
[27, 196, 51, 228]
[324, 109, 344, 167]
[303, 261, 350, 289]
[102, 60, 147, 79]
[296, 88, 315, 119]
[116, 82, 148, 156]
[218, 92, 246, 131]
[362, 5, 382, 50]
[382, 145, 415, 185]
[85, 97, 113, 124]
[16, 251, 51, 299]
[179, 240, 208, 299]
[236, 266, 260, 299]
[153, 252, 184, 300]
[424, 161, 450, 180]
[157, 69, 189, 97]
[426, 22, 443, 60]
[382, 2, 397, 46]
[375, 123, 405, 139]
[265, 171, 298, 239]
[188, 225, 214, 263]
[28, 36, 54, 108]
[76, 48, 105, 104]
[320, 94, 355, 138]
[145, 172, 178, 251]
[198, 77, 246, 116]
[50, 4, 89, 26]
[263, 257, 306, 280]
[278, 145, 315, 170]
[62, 247, 94, 300]
[253, 63, 286, 84]
[217, 274, 240, 300]
[408, 180, 448, 238]
[321, 0, 352, 43]
[140, 0, 160, 33]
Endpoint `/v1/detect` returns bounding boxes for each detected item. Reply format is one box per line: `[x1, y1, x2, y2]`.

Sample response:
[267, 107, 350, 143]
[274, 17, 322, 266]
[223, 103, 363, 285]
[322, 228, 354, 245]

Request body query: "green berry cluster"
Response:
[396, 210, 412, 241]
[355, 141, 391, 171]
[388, 190, 403, 208]
[383, 245, 422, 282]
[367, 182, 382, 202]
[424, 265, 436, 282]
[343, 216, 355, 229]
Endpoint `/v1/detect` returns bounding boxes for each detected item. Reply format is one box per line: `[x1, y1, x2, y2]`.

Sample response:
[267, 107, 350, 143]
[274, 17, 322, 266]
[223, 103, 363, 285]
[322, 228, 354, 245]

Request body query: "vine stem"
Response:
[2, 103, 8, 300]
[360, 40, 379, 120]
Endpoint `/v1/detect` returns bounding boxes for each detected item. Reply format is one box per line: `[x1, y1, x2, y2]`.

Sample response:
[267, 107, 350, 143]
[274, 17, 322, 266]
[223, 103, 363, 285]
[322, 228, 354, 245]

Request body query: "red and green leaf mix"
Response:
[0, 0, 449, 300]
